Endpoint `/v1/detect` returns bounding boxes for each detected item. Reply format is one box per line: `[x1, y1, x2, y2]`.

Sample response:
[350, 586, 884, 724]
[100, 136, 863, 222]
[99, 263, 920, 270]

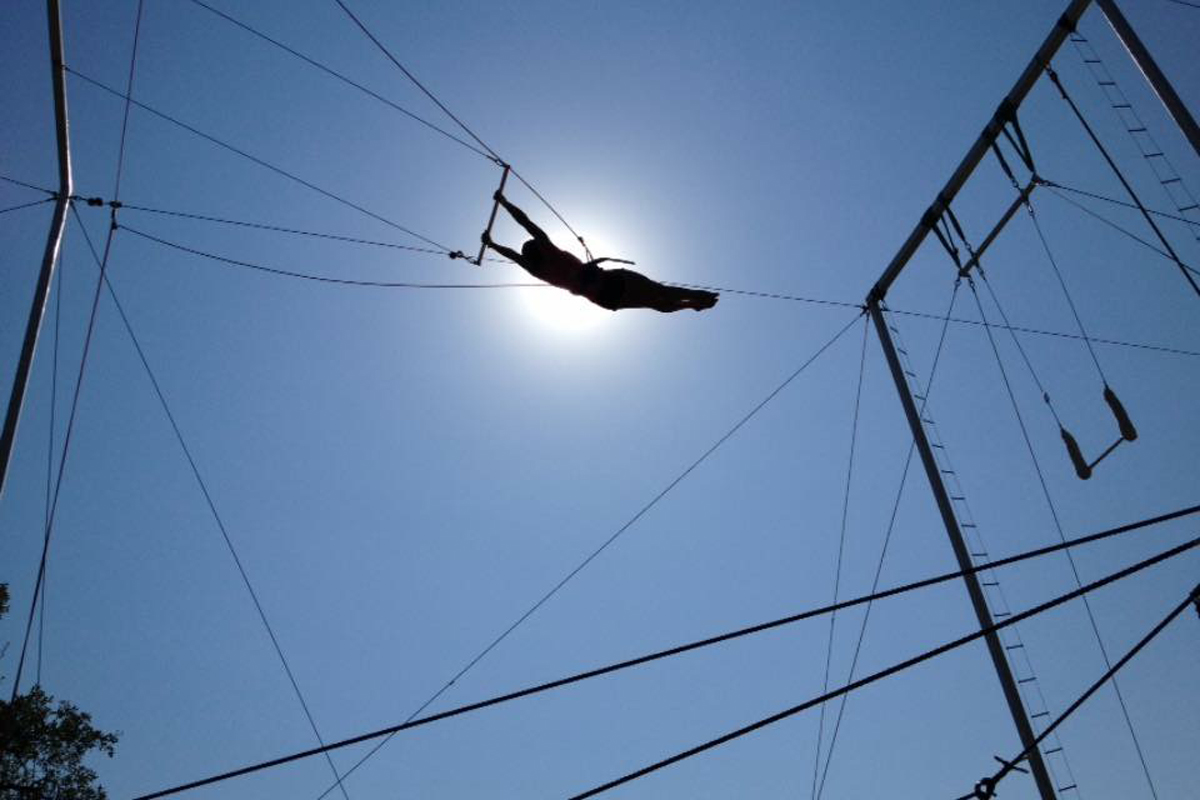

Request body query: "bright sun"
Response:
[520, 285, 612, 332]
[515, 225, 630, 333]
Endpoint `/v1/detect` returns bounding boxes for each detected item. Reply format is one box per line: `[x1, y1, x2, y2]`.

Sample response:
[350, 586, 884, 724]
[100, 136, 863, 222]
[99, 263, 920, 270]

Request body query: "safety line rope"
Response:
[567, 534, 1200, 799]
[37, 224, 65, 688]
[130, 502, 1200, 800]
[309, 312, 864, 800]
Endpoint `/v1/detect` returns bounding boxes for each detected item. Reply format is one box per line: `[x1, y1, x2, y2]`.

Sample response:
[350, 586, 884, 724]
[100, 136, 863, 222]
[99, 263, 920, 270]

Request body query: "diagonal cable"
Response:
[309, 312, 864, 799]
[10, 0, 149, 699]
[182, 0, 493, 160]
[809, 316, 868, 799]
[329, 0, 591, 252]
[816, 280, 962, 798]
[970, 276, 1160, 798]
[567, 535, 1200, 800]
[71, 207, 353, 800]
[65, 67, 453, 253]
[129, 503, 1200, 800]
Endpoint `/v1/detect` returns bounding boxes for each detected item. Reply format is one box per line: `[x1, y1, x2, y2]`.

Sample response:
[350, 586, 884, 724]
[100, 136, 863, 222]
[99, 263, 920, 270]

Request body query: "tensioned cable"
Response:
[129, 9, 351, 796]
[309, 312, 863, 800]
[0, 197, 55, 216]
[1163, 0, 1200, 10]
[48, 186, 1200, 358]
[71, 208, 356, 800]
[182, 0, 493, 160]
[958, 585, 1197, 800]
[9, 1, 148, 698]
[131, 503, 1200, 800]
[1041, 178, 1200, 230]
[810, 317, 868, 800]
[37, 233, 65, 687]
[1023, 199, 1107, 384]
[567, 534, 1200, 800]
[329, 0, 592, 255]
[977, 270, 1067, 430]
[56, 194, 1200, 358]
[64, 67, 454, 253]
[123, 225, 541, 289]
[1046, 66, 1200, 298]
[969, 276, 1160, 798]
[816, 281, 962, 799]
[890, 306, 1200, 358]
[1042, 185, 1200, 278]
[0, 174, 56, 194]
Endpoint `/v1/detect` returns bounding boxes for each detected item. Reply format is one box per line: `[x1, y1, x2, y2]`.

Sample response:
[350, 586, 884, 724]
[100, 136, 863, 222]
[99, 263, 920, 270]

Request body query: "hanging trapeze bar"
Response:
[470, 162, 510, 266]
[1059, 384, 1138, 480]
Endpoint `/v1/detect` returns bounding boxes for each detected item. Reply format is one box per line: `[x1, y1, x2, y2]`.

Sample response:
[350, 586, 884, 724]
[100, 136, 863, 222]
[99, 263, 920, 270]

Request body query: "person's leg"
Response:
[606, 269, 717, 312]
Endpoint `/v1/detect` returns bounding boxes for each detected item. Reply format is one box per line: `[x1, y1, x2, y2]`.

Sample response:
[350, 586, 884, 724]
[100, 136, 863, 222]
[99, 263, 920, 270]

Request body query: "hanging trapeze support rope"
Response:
[982, 110, 1141, 482]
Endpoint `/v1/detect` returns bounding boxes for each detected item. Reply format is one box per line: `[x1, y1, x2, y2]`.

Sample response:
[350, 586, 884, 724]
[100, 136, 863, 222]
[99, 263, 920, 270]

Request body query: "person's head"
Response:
[521, 238, 549, 261]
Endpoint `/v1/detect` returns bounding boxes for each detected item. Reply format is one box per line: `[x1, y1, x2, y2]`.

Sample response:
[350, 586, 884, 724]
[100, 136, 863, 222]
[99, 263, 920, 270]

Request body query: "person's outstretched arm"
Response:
[482, 232, 525, 266]
[496, 193, 550, 244]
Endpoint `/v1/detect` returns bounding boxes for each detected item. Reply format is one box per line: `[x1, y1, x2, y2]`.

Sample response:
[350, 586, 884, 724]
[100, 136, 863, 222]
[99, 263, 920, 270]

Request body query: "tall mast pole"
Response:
[864, 3, 1097, 798]
[868, 302, 1059, 800]
[0, 0, 72, 507]
[1094, 0, 1200, 161]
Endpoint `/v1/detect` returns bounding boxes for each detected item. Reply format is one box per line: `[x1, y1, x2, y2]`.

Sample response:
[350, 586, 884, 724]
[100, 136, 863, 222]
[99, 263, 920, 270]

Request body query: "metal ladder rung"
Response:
[1162, 177, 1182, 185]
[1058, 784, 1078, 792]
[981, 581, 999, 587]
[1098, 80, 1116, 86]
[1031, 711, 1050, 719]
[1179, 204, 1198, 212]
[1143, 152, 1165, 158]
[1128, 126, 1147, 133]
[1044, 746, 1063, 755]
[1017, 676, 1038, 684]
[1112, 103, 1132, 109]
[1004, 642, 1024, 651]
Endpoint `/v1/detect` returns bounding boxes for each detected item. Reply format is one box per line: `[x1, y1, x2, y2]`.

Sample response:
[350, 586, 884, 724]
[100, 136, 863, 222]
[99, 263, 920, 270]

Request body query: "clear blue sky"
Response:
[2, 1, 1199, 798]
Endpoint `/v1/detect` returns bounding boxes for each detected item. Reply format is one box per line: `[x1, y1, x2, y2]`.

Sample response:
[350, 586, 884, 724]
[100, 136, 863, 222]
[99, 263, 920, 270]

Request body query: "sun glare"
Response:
[520, 286, 612, 332]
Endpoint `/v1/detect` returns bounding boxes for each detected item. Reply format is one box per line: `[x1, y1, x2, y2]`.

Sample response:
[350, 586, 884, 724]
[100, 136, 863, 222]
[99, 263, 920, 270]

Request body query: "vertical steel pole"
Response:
[0, 0, 72, 508]
[868, 300, 1058, 800]
[1094, 0, 1200, 161]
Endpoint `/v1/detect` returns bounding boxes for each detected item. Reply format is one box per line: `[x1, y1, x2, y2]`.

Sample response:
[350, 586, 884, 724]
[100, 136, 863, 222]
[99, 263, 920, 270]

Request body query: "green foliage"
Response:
[0, 583, 118, 800]
[0, 687, 118, 800]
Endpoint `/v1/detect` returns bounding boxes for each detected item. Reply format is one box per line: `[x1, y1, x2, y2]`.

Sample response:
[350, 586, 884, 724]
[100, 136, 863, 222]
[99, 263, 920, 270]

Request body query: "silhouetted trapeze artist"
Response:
[482, 192, 718, 313]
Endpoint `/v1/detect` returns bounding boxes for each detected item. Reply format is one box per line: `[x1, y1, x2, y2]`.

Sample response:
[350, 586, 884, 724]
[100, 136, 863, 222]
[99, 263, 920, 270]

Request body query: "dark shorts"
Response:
[577, 265, 626, 311]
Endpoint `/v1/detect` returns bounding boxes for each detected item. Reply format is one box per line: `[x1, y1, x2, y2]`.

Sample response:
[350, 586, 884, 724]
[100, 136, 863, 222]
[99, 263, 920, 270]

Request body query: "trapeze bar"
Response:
[1060, 385, 1137, 480]
[472, 163, 510, 266]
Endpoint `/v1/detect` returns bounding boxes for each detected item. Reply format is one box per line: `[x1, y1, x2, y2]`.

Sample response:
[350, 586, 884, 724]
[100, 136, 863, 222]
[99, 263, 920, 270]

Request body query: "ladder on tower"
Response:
[887, 318, 1084, 798]
[1070, 33, 1200, 248]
